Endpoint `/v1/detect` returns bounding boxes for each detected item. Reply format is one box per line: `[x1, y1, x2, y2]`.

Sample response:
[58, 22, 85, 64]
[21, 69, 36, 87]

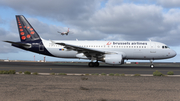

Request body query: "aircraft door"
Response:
[39, 42, 44, 51]
[150, 42, 156, 53]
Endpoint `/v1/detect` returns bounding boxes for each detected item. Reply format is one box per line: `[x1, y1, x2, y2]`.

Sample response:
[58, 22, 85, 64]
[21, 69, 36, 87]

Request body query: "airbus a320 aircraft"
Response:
[4, 15, 176, 68]
[57, 28, 69, 35]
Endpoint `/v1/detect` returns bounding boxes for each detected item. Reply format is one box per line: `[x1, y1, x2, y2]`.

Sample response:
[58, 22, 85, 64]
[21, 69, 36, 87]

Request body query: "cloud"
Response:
[0, 27, 20, 53]
[105, 0, 123, 7]
[157, 0, 180, 8]
[0, 0, 100, 21]
[0, 0, 180, 55]
[26, 17, 107, 40]
[149, 8, 180, 46]
[89, 4, 164, 38]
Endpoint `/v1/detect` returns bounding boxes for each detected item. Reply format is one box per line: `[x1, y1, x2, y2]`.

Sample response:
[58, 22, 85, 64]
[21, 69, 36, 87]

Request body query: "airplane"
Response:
[57, 28, 69, 35]
[4, 15, 176, 68]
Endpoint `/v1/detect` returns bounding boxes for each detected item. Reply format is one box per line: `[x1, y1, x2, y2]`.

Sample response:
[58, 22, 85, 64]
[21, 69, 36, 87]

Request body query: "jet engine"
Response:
[104, 54, 124, 65]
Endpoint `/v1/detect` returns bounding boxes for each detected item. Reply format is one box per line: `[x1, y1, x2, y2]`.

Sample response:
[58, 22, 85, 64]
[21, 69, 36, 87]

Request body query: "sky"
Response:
[0, 0, 180, 62]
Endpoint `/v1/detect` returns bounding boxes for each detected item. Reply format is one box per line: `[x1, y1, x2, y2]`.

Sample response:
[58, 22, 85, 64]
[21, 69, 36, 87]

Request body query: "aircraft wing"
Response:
[51, 41, 112, 58]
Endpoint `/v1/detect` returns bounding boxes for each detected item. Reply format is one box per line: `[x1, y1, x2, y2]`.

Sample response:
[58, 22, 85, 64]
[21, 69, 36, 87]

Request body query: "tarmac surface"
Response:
[1, 61, 180, 101]
[0, 61, 180, 74]
[0, 75, 180, 101]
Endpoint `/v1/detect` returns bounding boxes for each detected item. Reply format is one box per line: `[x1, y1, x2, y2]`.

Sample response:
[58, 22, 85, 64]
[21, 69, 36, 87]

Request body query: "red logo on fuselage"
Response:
[106, 41, 112, 45]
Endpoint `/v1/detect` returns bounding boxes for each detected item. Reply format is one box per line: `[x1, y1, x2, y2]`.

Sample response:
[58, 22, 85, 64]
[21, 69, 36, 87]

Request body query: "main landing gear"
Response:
[88, 56, 99, 67]
[88, 62, 99, 67]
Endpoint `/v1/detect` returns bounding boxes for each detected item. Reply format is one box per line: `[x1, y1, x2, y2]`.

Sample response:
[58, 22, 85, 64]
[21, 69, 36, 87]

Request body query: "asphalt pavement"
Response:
[0, 61, 180, 74]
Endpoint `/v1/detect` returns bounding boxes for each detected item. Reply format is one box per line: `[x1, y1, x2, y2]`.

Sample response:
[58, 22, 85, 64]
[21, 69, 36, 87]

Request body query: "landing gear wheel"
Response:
[150, 64, 154, 68]
[150, 59, 154, 68]
[88, 62, 94, 67]
[94, 62, 99, 67]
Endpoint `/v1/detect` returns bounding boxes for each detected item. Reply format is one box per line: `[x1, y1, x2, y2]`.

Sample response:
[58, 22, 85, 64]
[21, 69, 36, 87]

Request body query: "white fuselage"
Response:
[41, 39, 176, 60]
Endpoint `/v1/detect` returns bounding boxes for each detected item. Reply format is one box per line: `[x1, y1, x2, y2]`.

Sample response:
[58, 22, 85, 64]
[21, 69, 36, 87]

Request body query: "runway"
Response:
[0, 61, 180, 74]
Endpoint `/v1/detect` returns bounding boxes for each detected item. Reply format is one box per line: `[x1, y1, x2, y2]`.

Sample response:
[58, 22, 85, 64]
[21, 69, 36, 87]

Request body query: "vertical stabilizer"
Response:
[16, 15, 41, 42]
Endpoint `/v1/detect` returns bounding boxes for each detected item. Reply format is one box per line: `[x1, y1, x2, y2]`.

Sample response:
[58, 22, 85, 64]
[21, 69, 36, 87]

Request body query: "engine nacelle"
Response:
[76, 53, 87, 59]
[104, 54, 124, 65]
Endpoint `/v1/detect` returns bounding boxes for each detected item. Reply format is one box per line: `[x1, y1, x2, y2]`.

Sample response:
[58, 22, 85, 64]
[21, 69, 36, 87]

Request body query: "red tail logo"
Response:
[106, 41, 112, 45]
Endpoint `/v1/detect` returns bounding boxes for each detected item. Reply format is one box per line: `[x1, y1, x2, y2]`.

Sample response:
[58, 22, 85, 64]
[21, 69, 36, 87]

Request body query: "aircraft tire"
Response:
[94, 62, 99, 67]
[88, 62, 94, 67]
[150, 64, 154, 68]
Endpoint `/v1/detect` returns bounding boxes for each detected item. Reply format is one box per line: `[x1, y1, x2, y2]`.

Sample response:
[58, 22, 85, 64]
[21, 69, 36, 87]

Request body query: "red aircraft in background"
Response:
[57, 28, 70, 35]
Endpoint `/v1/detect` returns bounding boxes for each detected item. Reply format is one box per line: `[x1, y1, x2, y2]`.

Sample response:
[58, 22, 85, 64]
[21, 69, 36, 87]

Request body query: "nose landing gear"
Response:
[150, 59, 154, 68]
[150, 64, 154, 68]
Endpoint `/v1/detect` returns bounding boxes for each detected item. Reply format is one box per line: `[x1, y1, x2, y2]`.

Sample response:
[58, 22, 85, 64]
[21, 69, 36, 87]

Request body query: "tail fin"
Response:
[16, 15, 41, 42]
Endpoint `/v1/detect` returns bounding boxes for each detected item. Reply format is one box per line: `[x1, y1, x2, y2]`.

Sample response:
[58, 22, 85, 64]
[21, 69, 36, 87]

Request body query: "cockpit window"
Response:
[162, 46, 169, 49]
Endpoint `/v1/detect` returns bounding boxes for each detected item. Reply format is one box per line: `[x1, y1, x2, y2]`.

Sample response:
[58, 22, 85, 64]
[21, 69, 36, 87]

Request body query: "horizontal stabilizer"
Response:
[4, 41, 31, 47]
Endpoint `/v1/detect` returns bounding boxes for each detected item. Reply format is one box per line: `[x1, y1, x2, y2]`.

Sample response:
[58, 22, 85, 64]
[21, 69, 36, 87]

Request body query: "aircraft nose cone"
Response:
[171, 50, 176, 57]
